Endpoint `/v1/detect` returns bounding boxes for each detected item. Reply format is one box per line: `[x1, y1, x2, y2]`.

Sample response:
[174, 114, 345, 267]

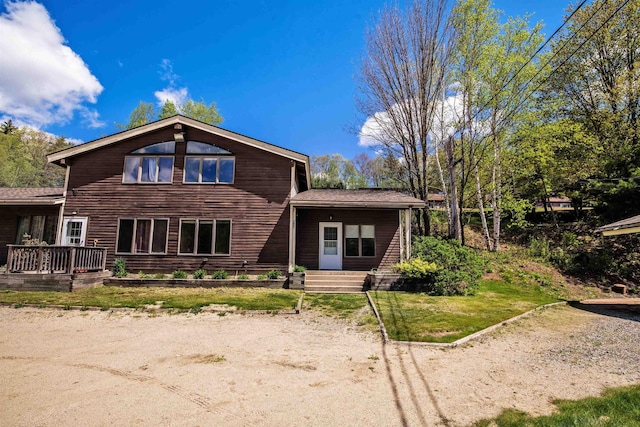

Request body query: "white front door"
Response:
[319, 222, 342, 270]
[62, 217, 88, 246]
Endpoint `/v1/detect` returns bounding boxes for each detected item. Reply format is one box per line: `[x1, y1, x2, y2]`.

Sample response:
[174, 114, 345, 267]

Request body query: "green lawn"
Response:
[371, 279, 559, 343]
[0, 286, 301, 311]
[474, 384, 640, 427]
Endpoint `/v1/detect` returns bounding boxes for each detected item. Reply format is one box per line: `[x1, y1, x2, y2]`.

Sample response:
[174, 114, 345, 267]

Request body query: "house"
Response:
[536, 196, 573, 210]
[1, 116, 423, 275]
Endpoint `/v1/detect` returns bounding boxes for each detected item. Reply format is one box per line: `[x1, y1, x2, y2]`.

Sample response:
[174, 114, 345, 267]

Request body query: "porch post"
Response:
[288, 205, 297, 273]
[405, 208, 412, 259]
[398, 210, 405, 261]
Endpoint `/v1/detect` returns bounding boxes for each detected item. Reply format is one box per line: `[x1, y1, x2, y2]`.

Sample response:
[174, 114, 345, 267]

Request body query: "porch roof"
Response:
[0, 187, 65, 205]
[290, 189, 425, 209]
[595, 214, 640, 236]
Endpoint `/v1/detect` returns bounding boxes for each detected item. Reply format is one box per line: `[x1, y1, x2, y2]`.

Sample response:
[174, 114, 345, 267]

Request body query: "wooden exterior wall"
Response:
[0, 205, 60, 265]
[295, 208, 400, 271]
[63, 126, 293, 273]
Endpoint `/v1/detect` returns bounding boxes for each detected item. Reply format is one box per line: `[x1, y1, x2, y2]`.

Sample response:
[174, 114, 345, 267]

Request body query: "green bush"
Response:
[172, 270, 188, 279]
[409, 236, 485, 295]
[293, 265, 306, 272]
[193, 269, 207, 279]
[113, 258, 127, 278]
[266, 270, 281, 279]
[394, 259, 438, 279]
[138, 271, 152, 279]
[153, 273, 167, 279]
[238, 273, 250, 280]
[529, 237, 551, 259]
[257, 274, 267, 280]
[211, 270, 229, 279]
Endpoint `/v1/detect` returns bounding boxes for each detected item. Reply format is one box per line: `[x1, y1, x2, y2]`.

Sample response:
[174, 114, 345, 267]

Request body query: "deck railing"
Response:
[6, 245, 108, 274]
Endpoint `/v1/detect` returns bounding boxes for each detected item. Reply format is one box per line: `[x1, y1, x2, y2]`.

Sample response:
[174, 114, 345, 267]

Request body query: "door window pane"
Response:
[324, 241, 338, 255]
[66, 221, 83, 245]
[324, 227, 337, 241]
[215, 220, 231, 255]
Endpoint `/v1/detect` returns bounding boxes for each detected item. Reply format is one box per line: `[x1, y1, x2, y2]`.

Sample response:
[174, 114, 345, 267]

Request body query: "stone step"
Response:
[304, 276, 366, 284]
[305, 286, 364, 293]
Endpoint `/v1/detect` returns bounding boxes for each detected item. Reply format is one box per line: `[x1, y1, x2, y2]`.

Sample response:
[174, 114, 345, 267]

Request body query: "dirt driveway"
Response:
[1, 304, 638, 426]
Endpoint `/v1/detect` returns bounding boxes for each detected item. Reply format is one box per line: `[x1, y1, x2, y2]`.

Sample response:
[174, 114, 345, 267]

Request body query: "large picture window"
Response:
[183, 140, 234, 184]
[179, 219, 231, 255]
[345, 225, 375, 257]
[123, 141, 175, 183]
[16, 215, 58, 244]
[116, 218, 169, 254]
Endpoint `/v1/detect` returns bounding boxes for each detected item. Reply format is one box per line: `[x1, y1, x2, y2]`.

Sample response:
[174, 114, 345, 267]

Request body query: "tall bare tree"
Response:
[357, 0, 454, 235]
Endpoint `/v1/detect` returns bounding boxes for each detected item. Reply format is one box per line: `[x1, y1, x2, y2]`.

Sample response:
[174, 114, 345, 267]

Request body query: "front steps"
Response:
[304, 270, 368, 293]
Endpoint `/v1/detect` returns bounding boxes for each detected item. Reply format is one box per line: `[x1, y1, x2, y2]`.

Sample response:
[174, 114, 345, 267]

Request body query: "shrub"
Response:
[410, 236, 485, 295]
[394, 259, 438, 279]
[113, 258, 127, 278]
[293, 265, 306, 272]
[153, 273, 167, 279]
[257, 274, 267, 280]
[266, 269, 281, 279]
[172, 270, 188, 279]
[211, 270, 229, 279]
[529, 237, 551, 259]
[193, 269, 207, 279]
[138, 271, 152, 279]
[238, 273, 250, 280]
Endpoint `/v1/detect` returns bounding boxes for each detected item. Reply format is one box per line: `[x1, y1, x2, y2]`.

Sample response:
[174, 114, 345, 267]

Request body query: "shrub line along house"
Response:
[1, 115, 424, 278]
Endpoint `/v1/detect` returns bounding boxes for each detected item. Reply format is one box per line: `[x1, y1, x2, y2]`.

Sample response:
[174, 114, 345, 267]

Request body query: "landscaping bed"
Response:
[104, 277, 287, 289]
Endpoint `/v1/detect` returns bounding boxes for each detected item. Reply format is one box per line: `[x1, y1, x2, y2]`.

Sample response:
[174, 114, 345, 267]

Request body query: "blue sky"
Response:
[0, 0, 568, 159]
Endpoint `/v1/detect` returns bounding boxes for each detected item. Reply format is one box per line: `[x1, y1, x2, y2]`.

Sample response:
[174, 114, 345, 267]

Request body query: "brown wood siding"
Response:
[64, 126, 292, 273]
[295, 208, 400, 271]
[0, 205, 60, 264]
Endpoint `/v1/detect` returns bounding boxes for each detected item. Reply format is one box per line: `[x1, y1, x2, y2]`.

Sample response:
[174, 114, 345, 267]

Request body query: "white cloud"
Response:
[154, 87, 188, 107]
[154, 59, 188, 108]
[79, 107, 105, 128]
[0, 1, 103, 127]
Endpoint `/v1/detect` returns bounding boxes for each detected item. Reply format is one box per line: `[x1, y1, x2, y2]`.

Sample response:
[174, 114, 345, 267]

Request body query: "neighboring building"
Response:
[536, 197, 573, 210]
[596, 214, 640, 236]
[1, 116, 423, 273]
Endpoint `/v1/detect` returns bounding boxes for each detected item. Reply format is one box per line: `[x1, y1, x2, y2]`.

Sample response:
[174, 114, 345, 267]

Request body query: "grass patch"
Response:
[303, 293, 379, 330]
[303, 294, 369, 318]
[0, 286, 300, 311]
[474, 384, 640, 427]
[372, 279, 559, 343]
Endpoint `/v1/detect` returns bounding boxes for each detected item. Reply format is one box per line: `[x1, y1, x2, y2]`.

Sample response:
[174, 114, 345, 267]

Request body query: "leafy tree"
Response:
[158, 100, 178, 119]
[117, 98, 223, 130]
[0, 127, 72, 187]
[116, 101, 156, 130]
[1, 119, 17, 134]
[543, 0, 640, 219]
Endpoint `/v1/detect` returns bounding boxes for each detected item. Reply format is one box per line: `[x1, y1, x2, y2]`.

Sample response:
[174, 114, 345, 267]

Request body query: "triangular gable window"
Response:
[186, 141, 232, 155]
[130, 141, 176, 154]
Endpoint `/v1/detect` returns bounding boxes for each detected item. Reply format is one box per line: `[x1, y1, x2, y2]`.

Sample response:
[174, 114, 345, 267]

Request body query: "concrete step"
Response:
[305, 286, 364, 293]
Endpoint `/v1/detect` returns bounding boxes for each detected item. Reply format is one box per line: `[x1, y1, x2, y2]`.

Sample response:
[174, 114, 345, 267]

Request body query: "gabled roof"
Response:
[0, 187, 64, 205]
[47, 115, 310, 165]
[595, 214, 640, 236]
[291, 189, 425, 208]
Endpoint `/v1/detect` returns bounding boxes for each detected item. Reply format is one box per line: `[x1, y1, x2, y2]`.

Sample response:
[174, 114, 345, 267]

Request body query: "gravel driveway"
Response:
[1, 304, 638, 426]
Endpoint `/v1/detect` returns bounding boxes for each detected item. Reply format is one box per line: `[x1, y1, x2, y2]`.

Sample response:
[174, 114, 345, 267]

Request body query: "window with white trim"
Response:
[123, 141, 175, 183]
[183, 141, 234, 183]
[116, 218, 169, 254]
[345, 225, 375, 257]
[179, 219, 231, 255]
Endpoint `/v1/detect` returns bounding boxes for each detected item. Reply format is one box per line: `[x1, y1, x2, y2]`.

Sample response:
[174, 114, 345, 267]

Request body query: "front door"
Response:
[319, 222, 342, 270]
[61, 217, 88, 246]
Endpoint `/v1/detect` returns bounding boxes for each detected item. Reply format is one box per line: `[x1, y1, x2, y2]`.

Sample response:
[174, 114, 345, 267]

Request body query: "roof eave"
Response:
[0, 198, 65, 206]
[290, 200, 425, 209]
[47, 115, 309, 164]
